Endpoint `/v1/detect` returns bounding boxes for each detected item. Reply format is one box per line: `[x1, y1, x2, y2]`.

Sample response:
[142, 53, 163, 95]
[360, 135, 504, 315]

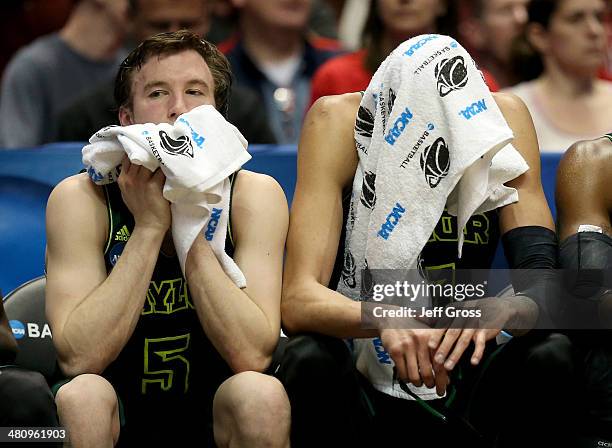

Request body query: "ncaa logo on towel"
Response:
[373, 337, 392, 364]
[435, 56, 468, 97]
[360, 171, 377, 210]
[205, 208, 223, 241]
[178, 117, 206, 149]
[385, 107, 414, 146]
[159, 130, 194, 158]
[87, 166, 105, 183]
[403, 34, 440, 57]
[459, 99, 488, 120]
[420, 137, 450, 188]
[377, 203, 406, 240]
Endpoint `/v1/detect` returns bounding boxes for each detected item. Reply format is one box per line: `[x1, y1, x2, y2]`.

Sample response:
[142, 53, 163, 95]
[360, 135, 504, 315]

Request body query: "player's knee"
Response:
[214, 372, 290, 440]
[55, 374, 117, 414]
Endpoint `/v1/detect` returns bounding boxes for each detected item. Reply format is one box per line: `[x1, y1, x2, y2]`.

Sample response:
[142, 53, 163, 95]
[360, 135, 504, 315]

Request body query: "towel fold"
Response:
[82, 104, 251, 288]
[336, 35, 529, 400]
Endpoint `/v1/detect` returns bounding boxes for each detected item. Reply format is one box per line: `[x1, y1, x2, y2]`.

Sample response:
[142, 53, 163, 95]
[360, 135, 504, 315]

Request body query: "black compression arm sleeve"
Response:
[501, 226, 559, 327]
[558, 231, 612, 299]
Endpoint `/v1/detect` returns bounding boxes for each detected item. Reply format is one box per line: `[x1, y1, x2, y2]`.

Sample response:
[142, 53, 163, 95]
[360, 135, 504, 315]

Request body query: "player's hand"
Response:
[427, 296, 538, 370]
[379, 326, 449, 395]
[117, 156, 171, 233]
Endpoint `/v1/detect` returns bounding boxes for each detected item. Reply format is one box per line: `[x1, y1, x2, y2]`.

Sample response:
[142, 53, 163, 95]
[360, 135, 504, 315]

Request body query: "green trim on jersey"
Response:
[102, 185, 114, 255]
[227, 170, 238, 248]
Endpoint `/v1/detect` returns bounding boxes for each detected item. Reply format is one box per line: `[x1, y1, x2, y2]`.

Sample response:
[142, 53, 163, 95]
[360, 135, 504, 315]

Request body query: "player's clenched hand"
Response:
[117, 156, 171, 233]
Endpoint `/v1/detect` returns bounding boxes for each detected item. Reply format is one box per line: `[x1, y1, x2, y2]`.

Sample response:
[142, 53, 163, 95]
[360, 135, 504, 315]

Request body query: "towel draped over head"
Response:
[336, 34, 529, 400]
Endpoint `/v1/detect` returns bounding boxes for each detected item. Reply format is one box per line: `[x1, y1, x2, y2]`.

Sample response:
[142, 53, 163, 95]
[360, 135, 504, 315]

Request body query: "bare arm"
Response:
[46, 162, 170, 376]
[281, 93, 376, 339]
[556, 137, 612, 241]
[495, 92, 555, 233]
[185, 171, 288, 373]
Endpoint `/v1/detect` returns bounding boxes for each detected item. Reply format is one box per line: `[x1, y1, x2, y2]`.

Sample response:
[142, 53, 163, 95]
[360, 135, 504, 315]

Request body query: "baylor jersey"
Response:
[330, 191, 500, 290]
[100, 173, 238, 415]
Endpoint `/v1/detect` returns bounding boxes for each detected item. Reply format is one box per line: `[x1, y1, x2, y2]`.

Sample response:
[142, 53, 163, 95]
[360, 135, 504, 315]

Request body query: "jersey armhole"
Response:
[102, 185, 114, 256]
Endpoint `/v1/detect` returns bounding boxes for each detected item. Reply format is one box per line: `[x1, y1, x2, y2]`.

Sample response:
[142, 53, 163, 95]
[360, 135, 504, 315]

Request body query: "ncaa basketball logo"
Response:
[341, 250, 357, 289]
[159, 130, 194, 158]
[355, 106, 374, 138]
[388, 88, 396, 115]
[435, 56, 468, 97]
[420, 137, 450, 188]
[360, 171, 377, 209]
[361, 259, 374, 300]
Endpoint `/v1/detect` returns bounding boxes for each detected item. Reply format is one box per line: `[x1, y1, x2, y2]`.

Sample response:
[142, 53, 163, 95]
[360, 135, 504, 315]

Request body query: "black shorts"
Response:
[277, 332, 612, 448]
[50, 339, 287, 447]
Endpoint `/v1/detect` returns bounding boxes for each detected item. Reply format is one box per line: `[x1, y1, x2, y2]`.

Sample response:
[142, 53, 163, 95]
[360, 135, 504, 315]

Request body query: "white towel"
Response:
[337, 35, 529, 400]
[82, 104, 251, 288]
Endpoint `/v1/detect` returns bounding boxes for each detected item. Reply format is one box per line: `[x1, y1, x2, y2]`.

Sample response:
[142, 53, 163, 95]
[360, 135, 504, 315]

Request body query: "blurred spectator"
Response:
[0, 0, 129, 149]
[205, 0, 238, 44]
[207, 0, 338, 44]
[55, 0, 277, 145]
[219, 0, 342, 144]
[309, 0, 339, 39]
[0, 0, 75, 77]
[457, 0, 529, 88]
[505, 0, 612, 153]
[337, 0, 371, 50]
[309, 0, 494, 105]
[127, 0, 211, 43]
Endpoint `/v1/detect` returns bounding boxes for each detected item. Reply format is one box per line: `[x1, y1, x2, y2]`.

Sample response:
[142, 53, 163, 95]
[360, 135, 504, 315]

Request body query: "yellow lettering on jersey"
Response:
[142, 278, 194, 315]
[142, 333, 191, 394]
[428, 210, 490, 245]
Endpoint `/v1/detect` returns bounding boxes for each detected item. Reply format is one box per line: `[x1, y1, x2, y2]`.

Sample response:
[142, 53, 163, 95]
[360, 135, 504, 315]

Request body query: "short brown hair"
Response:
[114, 30, 232, 117]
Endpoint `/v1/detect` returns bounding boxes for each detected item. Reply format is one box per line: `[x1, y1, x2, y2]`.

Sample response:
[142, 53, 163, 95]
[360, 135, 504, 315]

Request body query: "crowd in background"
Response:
[0, 0, 611, 150]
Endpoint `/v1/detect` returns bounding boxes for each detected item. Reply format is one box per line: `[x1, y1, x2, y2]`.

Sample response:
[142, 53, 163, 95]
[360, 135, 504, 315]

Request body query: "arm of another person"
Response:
[0, 299, 18, 363]
[556, 138, 612, 326]
[185, 172, 288, 373]
[430, 93, 555, 369]
[495, 93, 555, 233]
[281, 93, 373, 338]
[46, 163, 170, 376]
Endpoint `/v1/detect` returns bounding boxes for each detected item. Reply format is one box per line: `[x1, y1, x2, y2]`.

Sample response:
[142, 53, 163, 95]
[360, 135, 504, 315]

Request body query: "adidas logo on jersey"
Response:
[115, 225, 131, 242]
